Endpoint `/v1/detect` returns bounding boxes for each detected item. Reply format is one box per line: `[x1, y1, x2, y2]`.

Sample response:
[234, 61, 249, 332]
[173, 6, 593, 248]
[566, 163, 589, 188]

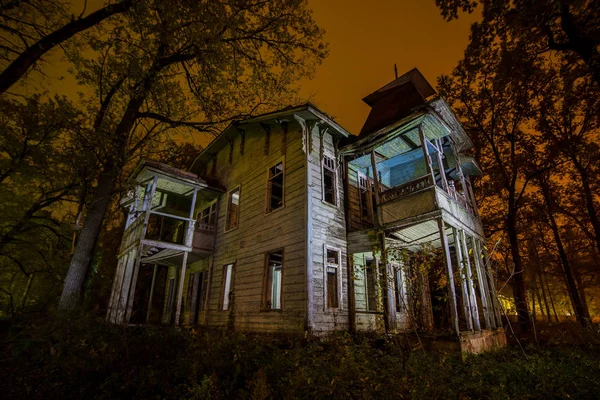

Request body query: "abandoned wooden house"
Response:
[107, 68, 506, 352]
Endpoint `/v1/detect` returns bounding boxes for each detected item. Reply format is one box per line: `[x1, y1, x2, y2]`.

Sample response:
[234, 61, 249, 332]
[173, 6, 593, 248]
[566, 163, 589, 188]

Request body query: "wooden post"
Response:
[460, 230, 481, 331]
[438, 219, 460, 335]
[347, 254, 356, 333]
[465, 176, 479, 216]
[370, 151, 382, 226]
[125, 176, 158, 323]
[174, 251, 189, 326]
[472, 238, 492, 329]
[145, 264, 158, 323]
[418, 126, 436, 185]
[453, 227, 473, 331]
[379, 232, 393, 332]
[435, 139, 448, 192]
[483, 246, 503, 327]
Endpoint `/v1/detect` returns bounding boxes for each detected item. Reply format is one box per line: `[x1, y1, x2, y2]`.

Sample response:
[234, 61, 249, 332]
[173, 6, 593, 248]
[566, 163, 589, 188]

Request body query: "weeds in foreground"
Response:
[1, 315, 600, 399]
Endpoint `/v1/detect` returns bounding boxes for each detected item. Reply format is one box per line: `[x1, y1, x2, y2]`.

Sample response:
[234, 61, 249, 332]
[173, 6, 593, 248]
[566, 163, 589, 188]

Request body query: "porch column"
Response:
[370, 151, 383, 226]
[347, 254, 356, 333]
[125, 176, 158, 323]
[460, 230, 481, 331]
[418, 126, 436, 185]
[379, 233, 394, 332]
[435, 139, 449, 192]
[438, 219, 460, 334]
[471, 238, 492, 329]
[483, 246, 503, 327]
[145, 264, 159, 323]
[453, 227, 473, 331]
[174, 251, 189, 326]
[465, 176, 479, 216]
[107, 254, 127, 322]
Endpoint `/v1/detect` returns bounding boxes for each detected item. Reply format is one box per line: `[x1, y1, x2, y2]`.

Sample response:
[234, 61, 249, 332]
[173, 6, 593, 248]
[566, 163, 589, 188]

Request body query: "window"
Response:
[267, 161, 284, 212]
[323, 155, 337, 205]
[365, 257, 378, 311]
[225, 188, 240, 231]
[394, 266, 405, 311]
[264, 250, 283, 310]
[358, 173, 369, 218]
[326, 248, 340, 309]
[221, 264, 234, 311]
[197, 201, 217, 225]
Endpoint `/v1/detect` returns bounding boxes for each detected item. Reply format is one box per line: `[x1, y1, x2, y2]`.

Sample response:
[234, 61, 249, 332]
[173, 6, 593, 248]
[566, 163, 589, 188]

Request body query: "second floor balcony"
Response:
[344, 110, 484, 236]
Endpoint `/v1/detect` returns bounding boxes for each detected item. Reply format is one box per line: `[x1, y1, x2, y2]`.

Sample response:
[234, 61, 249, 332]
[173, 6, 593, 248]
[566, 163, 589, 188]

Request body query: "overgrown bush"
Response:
[2, 315, 600, 399]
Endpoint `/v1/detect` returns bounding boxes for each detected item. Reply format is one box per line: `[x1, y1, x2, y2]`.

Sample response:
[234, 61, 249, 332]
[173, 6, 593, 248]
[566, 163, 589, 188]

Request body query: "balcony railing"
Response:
[378, 174, 476, 218]
[145, 213, 187, 245]
[380, 175, 434, 203]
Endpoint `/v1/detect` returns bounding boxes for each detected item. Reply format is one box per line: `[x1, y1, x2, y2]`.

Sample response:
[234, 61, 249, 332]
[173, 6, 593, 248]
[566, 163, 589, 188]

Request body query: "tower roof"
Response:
[359, 68, 436, 136]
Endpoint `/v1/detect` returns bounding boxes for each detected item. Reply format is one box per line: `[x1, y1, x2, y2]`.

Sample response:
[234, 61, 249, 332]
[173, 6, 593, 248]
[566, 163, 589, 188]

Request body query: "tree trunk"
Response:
[570, 158, 600, 257]
[58, 163, 120, 311]
[538, 269, 552, 322]
[540, 177, 591, 327]
[506, 211, 529, 330]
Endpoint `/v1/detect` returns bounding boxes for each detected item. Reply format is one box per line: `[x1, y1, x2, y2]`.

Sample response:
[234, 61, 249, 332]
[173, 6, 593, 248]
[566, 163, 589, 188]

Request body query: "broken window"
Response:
[394, 266, 405, 312]
[323, 155, 337, 205]
[365, 257, 378, 311]
[267, 161, 284, 212]
[326, 248, 340, 309]
[225, 187, 240, 231]
[197, 201, 217, 225]
[221, 263, 234, 311]
[264, 250, 283, 310]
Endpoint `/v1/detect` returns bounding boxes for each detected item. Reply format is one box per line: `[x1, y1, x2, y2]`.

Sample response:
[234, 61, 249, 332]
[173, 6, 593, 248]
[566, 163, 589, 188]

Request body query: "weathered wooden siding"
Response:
[346, 164, 375, 232]
[307, 127, 349, 333]
[196, 121, 307, 333]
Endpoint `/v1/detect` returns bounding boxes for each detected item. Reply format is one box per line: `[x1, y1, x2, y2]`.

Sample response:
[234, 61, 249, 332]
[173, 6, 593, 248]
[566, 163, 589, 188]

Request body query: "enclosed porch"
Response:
[106, 160, 221, 326]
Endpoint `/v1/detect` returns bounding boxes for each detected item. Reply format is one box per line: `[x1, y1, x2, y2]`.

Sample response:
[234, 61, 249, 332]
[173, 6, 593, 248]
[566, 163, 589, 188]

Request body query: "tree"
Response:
[435, 0, 600, 86]
[0, 0, 133, 93]
[58, 0, 327, 311]
[0, 95, 89, 315]
[438, 41, 546, 329]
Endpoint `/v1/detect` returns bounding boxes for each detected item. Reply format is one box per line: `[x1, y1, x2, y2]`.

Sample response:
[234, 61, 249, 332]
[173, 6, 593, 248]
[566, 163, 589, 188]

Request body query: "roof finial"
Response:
[394, 63, 398, 79]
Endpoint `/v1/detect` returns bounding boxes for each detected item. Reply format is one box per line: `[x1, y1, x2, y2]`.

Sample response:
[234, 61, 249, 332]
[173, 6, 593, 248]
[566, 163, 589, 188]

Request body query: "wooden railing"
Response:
[119, 214, 144, 253]
[380, 175, 434, 203]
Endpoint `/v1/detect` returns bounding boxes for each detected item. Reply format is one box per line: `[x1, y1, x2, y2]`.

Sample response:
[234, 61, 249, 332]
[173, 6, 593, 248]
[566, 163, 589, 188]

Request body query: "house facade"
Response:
[107, 69, 506, 352]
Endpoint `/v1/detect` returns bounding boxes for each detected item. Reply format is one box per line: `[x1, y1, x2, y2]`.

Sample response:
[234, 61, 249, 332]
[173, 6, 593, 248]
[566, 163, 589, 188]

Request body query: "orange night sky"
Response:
[300, 0, 478, 134]
[40, 0, 478, 138]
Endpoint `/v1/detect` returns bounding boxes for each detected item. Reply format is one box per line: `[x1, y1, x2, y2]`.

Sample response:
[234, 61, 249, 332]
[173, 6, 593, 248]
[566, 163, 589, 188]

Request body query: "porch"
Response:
[106, 160, 221, 326]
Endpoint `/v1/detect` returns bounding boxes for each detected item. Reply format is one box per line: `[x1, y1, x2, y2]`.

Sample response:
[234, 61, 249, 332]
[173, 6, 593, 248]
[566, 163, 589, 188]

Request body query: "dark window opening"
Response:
[323, 156, 336, 205]
[267, 162, 284, 212]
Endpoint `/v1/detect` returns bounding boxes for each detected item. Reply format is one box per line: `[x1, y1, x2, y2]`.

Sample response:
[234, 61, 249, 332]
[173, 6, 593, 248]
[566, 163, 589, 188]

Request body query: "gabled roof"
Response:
[191, 103, 351, 171]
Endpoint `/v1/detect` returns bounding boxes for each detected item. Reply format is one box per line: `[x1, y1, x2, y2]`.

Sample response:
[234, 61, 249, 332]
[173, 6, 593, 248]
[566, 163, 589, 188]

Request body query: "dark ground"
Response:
[1, 315, 600, 399]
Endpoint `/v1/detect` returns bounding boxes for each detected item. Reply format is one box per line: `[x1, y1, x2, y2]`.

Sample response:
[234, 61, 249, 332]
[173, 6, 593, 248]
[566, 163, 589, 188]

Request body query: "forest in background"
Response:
[0, 0, 599, 333]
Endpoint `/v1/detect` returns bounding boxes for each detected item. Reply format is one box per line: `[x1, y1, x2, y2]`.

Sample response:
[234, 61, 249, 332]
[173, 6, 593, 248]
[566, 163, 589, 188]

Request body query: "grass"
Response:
[1, 315, 600, 399]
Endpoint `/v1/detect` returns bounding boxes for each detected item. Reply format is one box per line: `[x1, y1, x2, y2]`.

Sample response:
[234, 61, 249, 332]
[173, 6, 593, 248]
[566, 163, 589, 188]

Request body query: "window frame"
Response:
[265, 158, 285, 214]
[357, 171, 370, 220]
[393, 263, 406, 313]
[196, 199, 217, 226]
[224, 186, 241, 232]
[364, 256, 378, 312]
[321, 153, 338, 206]
[262, 249, 284, 311]
[220, 263, 235, 311]
[324, 245, 342, 310]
